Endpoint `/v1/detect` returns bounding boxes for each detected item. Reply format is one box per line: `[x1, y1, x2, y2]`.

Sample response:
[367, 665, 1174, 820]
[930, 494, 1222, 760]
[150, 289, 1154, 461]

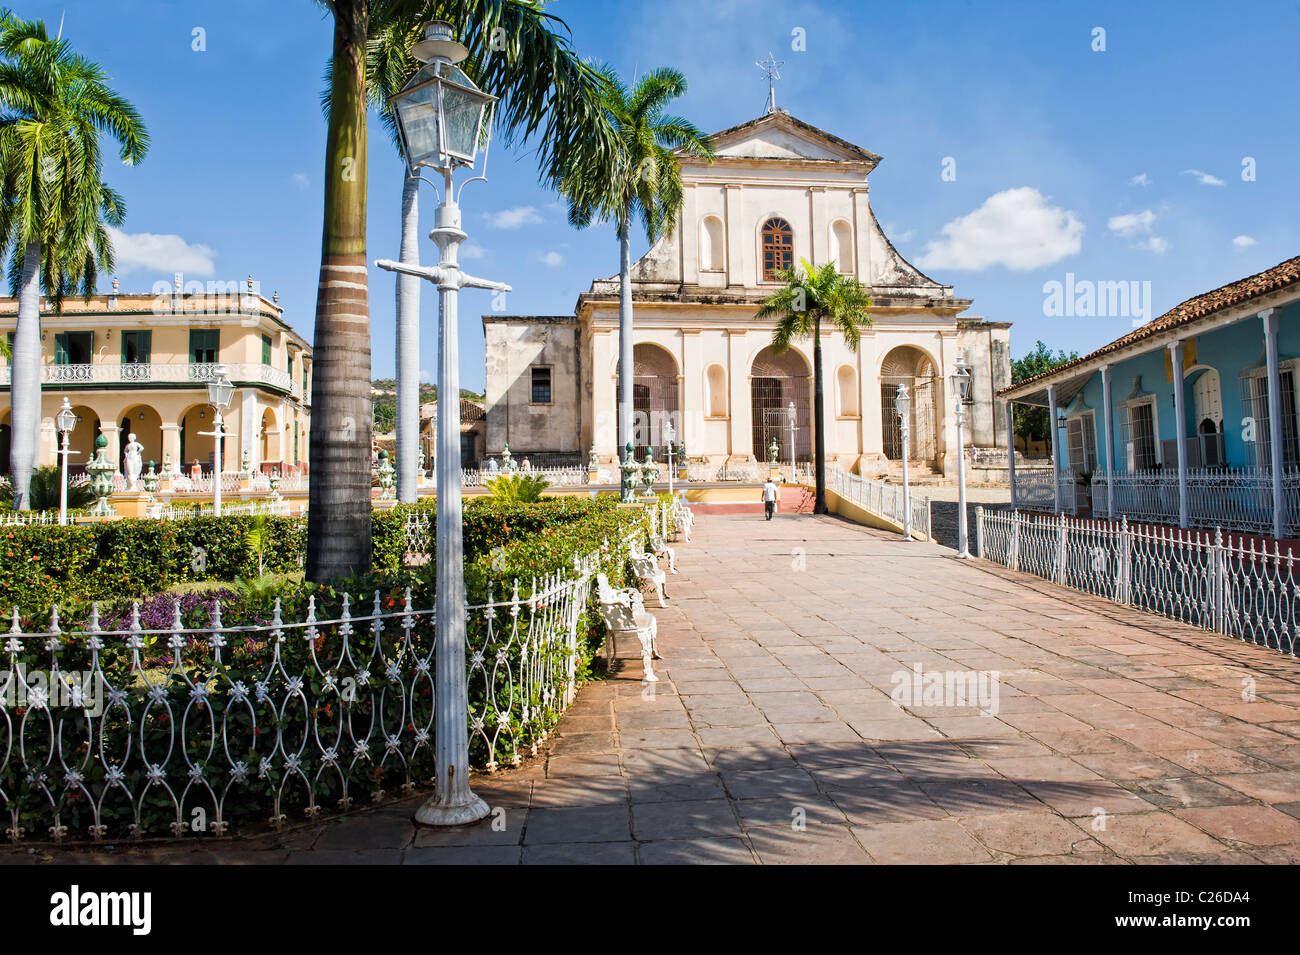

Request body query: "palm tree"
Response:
[309, 0, 614, 581]
[0, 11, 147, 510]
[757, 259, 872, 514]
[558, 66, 713, 471]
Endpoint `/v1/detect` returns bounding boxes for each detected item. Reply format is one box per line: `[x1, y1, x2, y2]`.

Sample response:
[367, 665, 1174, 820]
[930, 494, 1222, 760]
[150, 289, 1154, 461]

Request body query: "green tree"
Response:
[558, 65, 714, 469]
[309, 0, 615, 581]
[756, 259, 872, 514]
[1010, 340, 1079, 455]
[0, 10, 147, 508]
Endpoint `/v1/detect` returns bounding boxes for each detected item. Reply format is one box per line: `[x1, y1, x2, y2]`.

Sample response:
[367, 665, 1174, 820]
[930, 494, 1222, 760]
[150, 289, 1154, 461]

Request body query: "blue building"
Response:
[1000, 256, 1300, 538]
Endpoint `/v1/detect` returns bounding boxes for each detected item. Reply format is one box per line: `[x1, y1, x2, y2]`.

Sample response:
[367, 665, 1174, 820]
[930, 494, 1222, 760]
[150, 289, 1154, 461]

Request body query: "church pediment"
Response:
[700, 110, 881, 168]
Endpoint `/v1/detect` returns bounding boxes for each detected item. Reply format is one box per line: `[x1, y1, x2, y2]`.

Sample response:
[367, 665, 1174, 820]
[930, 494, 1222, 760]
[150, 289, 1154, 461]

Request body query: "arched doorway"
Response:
[880, 346, 938, 464]
[118, 404, 163, 472]
[260, 407, 281, 468]
[632, 343, 679, 457]
[750, 345, 810, 462]
[179, 404, 218, 474]
[68, 405, 99, 477]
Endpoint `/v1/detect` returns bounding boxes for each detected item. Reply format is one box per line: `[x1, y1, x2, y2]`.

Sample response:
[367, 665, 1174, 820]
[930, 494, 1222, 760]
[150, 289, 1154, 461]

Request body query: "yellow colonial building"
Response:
[0, 276, 311, 479]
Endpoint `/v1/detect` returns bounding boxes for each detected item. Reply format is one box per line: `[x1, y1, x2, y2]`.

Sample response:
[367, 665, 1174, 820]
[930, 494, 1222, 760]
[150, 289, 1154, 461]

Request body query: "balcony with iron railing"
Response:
[0, 360, 296, 395]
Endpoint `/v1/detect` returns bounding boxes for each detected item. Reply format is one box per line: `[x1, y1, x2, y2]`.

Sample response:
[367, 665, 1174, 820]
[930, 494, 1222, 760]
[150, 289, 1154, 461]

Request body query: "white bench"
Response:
[648, 531, 677, 573]
[673, 501, 694, 542]
[596, 572, 658, 681]
[629, 546, 668, 608]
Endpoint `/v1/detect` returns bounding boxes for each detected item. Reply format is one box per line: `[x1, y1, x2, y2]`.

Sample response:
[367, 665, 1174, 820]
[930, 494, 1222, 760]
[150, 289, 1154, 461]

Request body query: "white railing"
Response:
[1, 361, 294, 393]
[0, 510, 58, 526]
[149, 498, 298, 519]
[0, 556, 607, 842]
[464, 466, 588, 487]
[976, 508, 1299, 657]
[1092, 468, 1300, 536]
[827, 466, 932, 540]
[1013, 467, 1078, 514]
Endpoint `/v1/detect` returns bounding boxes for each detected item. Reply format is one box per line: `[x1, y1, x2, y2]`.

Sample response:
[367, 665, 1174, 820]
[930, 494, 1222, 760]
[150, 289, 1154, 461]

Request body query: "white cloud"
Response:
[1232, 234, 1257, 249]
[885, 222, 916, 243]
[1108, 209, 1156, 237]
[291, 173, 309, 191]
[460, 242, 487, 261]
[107, 227, 216, 276]
[1130, 173, 1151, 187]
[1182, 168, 1225, 186]
[536, 250, 564, 268]
[915, 187, 1083, 272]
[487, 206, 543, 229]
[1138, 236, 1169, 254]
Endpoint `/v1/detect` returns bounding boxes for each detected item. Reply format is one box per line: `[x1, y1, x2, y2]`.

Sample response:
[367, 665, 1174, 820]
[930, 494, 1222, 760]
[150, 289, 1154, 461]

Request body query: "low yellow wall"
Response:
[826, 486, 927, 541]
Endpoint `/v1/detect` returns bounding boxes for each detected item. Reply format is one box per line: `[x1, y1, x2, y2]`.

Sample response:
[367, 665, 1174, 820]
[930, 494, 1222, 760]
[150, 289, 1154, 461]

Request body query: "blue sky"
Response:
[23, 0, 1300, 391]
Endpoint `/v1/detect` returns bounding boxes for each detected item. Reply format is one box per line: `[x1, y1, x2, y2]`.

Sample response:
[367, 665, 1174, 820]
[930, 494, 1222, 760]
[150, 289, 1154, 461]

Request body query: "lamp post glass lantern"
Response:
[377, 20, 509, 828]
[56, 397, 78, 526]
[950, 355, 972, 558]
[894, 384, 912, 541]
[203, 370, 233, 517]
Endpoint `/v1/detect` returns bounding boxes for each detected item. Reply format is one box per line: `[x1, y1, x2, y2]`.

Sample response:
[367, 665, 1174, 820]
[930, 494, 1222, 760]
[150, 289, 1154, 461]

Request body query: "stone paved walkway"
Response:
[12, 512, 1300, 865]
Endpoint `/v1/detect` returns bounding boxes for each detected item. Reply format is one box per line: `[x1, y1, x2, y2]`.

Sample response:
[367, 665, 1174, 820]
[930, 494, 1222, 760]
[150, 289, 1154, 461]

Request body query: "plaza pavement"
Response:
[11, 511, 1300, 865]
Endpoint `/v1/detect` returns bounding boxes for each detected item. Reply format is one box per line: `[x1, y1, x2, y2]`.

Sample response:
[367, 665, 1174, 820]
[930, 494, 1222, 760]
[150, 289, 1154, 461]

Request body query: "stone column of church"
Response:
[852, 188, 872, 281]
[859, 332, 881, 474]
[681, 182, 698, 285]
[682, 331, 703, 455]
[939, 333, 961, 478]
[724, 184, 744, 287]
[809, 186, 828, 266]
[728, 330, 751, 459]
[591, 329, 618, 460]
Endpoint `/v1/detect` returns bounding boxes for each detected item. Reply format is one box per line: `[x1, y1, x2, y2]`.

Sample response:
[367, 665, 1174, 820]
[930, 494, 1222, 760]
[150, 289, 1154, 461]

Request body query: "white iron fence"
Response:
[0, 563, 600, 842]
[827, 466, 932, 540]
[977, 507, 1298, 657]
[1013, 467, 1078, 514]
[462, 466, 588, 487]
[1092, 467, 1300, 536]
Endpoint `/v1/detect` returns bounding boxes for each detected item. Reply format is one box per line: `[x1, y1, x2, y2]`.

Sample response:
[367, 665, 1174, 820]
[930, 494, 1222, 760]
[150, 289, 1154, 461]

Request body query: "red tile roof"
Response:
[1003, 255, 1300, 395]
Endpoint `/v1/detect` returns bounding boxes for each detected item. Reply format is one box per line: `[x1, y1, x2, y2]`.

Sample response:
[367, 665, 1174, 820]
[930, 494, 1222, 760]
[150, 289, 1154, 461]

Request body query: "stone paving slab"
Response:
[10, 510, 1300, 865]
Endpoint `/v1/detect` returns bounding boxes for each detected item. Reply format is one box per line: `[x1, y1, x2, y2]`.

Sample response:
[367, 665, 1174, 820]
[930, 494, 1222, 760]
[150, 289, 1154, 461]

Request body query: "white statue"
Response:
[123, 432, 144, 490]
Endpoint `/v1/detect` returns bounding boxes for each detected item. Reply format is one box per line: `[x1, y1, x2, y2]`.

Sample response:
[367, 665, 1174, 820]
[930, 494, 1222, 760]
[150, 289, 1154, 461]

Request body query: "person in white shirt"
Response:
[762, 479, 778, 520]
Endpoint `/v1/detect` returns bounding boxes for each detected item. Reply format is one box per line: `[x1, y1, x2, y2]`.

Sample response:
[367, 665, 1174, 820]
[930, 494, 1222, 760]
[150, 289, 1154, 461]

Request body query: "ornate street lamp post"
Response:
[950, 354, 973, 558]
[56, 398, 78, 526]
[201, 369, 234, 517]
[375, 20, 507, 827]
[663, 419, 676, 498]
[787, 401, 797, 473]
[895, 384, 912, 541]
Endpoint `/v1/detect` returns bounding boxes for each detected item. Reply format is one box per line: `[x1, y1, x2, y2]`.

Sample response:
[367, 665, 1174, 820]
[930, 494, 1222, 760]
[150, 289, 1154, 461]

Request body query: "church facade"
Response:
[482, 109, 1011, 478]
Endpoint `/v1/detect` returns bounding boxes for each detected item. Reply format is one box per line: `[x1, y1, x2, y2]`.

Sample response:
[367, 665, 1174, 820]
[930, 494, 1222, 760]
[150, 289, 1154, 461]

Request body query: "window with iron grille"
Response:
[761, 218, 793, 281]
[1241, 367, 1300, 468]
[1119, 399, 1156, 470]
[530, 366, 551, 404]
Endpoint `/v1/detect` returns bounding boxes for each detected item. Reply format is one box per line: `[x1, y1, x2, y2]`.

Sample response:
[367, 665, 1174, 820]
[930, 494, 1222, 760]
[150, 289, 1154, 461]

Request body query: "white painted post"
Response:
[975, 505, 984, 558]
[1011, 512, 1020, 572]
[1047, 384, 1061, 514]
[1169, 342, 1189, 528]
[1262, 309, 1285, 539]
[1056, 513, 1067, 584]
[1004, 399, 1017, 510]
[1101, 364, 1115, 520]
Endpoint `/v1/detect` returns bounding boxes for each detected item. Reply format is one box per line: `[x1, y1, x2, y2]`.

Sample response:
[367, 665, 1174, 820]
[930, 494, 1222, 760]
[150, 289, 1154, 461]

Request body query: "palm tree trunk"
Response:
[9, 240, 41, 511]
[395, 170, 421, 503]
[307, 0, 372, 582]
[813, 316, 827, 514]
[617, 210, 634, 461]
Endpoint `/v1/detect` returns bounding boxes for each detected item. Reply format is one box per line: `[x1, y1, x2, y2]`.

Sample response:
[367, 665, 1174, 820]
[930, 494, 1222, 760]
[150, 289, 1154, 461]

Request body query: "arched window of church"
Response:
[831, 220, 853, 274]
[706, 364, 728, 417]
[700, 216, 725, 272]
[761, 217, 793, 281]
[837, 365, 858, 416]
